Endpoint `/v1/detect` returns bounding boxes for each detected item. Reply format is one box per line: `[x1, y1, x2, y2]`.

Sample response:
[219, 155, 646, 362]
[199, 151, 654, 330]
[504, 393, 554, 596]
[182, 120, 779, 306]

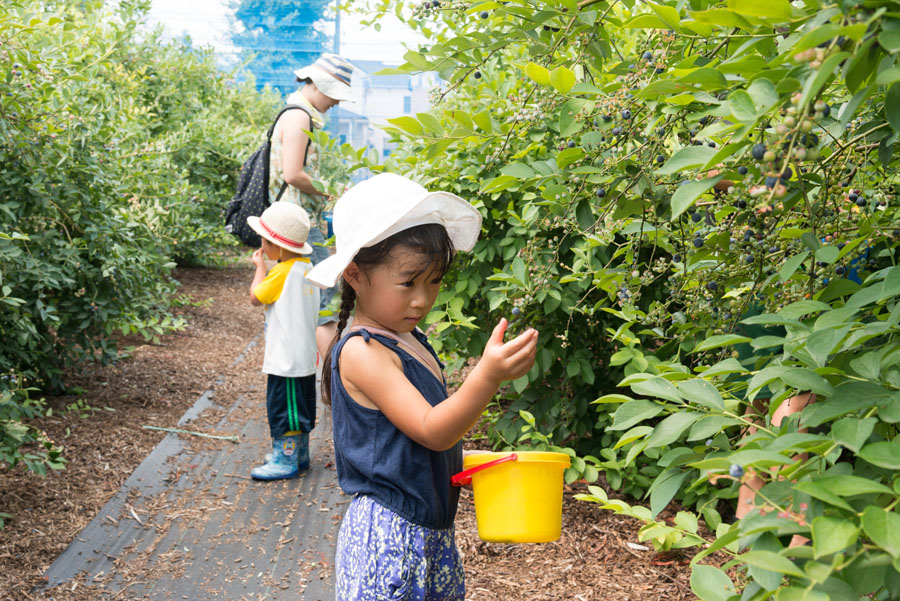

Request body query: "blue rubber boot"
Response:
[251, 435, 300, 480]
[264, 432, 310, 470]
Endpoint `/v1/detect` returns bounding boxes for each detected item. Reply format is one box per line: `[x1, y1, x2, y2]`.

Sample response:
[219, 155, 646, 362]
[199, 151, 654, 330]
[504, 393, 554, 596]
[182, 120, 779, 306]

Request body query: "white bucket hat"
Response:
[306, 173, 482, 289]
[293, 53, 355, 102]
[247, 202, 313, 255]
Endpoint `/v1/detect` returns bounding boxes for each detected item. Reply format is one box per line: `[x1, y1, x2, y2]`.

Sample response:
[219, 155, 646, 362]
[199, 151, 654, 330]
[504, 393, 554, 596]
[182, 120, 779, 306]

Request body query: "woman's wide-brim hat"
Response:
[293, 53, 354, 102]
[306, 173, 482, 289]
[247, 202, 313, 255]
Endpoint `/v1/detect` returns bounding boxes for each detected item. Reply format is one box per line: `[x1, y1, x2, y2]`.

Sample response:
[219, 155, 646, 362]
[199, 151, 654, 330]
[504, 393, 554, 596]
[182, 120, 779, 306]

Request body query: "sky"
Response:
[145, 0, 426, 64]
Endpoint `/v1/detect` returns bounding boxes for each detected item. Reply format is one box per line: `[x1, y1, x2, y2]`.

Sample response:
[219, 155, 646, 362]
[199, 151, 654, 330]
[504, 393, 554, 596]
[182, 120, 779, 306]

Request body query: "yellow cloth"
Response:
[253, 257, 311, 305]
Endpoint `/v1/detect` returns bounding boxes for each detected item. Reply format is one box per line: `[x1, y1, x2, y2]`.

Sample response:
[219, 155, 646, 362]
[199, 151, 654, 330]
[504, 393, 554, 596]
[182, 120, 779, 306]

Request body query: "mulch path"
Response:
[0, 263, 697, 601]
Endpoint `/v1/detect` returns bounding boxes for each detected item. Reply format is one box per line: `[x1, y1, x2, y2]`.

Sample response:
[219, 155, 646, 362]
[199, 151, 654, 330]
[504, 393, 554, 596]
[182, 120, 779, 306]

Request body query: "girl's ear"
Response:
[343, 262, 362, 291]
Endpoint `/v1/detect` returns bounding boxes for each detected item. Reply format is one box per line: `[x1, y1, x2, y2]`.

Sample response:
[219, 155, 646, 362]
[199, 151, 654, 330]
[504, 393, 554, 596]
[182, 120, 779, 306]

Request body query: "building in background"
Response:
[329, 60, 438, 164]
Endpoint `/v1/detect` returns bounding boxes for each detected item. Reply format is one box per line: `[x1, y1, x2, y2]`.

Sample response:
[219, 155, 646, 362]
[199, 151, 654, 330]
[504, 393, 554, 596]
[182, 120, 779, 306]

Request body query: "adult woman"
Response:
[269, 53, 354, 357]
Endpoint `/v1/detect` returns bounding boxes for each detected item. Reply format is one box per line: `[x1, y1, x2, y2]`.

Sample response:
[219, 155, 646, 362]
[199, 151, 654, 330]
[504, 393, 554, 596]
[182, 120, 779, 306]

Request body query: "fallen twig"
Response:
[141, 425, 238, 443]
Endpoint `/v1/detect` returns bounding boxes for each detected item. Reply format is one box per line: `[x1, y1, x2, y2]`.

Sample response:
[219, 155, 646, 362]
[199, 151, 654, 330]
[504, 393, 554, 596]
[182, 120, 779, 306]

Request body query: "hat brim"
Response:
[247, 216, 313, 255]
[293, 66, 354, 101]
[305, 191, 482, 289]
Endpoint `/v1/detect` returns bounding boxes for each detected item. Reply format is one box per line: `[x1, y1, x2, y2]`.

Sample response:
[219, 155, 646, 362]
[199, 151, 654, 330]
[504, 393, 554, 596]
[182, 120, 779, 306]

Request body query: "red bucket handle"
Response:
[451, 453, 518, 487]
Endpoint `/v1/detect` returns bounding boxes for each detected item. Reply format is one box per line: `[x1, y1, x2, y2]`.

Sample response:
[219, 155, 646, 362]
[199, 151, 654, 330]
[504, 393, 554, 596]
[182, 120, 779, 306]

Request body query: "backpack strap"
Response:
[269, 105, 314, 166]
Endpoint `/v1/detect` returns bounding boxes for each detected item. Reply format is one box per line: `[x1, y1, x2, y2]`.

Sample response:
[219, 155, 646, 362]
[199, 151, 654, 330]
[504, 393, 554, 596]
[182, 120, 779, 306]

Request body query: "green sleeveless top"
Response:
[268, 92, 327, 226]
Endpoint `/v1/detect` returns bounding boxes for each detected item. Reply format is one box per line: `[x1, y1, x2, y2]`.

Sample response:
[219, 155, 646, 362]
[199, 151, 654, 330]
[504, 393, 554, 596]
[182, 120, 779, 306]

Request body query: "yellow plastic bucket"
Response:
[452, 451, 571, 543]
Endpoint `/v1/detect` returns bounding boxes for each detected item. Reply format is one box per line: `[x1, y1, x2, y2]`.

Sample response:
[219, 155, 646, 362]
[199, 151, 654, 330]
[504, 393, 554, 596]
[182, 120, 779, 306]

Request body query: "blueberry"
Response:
[673, 253, 682, 262]
[474, 71, 482, 79]
[781, 168, 792, 181]
[693, 237, 704, 248]
[751, 143, 766, 161]
[699, 116, 709, 126]
[480, 10, 489, 18]
[596, 188, 607, 198]
[706, 281, 718, 292]
[744, 255, 754, 265]
[856, 197, 867, 207]
[835, 265, 845, 275]
[621, 109, 632, 120]
[691, 212, 702, 223]
[729, 464, 744, 478]
[567, 140, 575, 148]
[511, 307, 521, 316]
[705, 439, 713, 446]
[654, 67, 664, 75]
[737, 166, 748, 175]
[611, 127, 622, 136]
[737, 200, 747, 209]
[848, 192, 858, 201]
[765, 176, 778, 189]
[723, 312, 732, 320]
[602, 114, 612, 122]
[821, 104, 831, 117]
[642, 50, 653, 60]
[656, 154, 665, 164]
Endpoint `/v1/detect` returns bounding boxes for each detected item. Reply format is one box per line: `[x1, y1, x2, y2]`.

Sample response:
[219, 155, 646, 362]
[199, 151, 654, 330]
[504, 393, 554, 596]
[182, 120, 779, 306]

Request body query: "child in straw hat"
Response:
[247, 202, 320, 480]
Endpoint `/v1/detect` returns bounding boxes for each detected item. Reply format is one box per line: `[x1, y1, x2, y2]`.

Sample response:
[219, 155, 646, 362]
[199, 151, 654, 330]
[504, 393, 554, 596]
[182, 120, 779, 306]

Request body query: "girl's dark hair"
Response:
[320, 223, 455, 405]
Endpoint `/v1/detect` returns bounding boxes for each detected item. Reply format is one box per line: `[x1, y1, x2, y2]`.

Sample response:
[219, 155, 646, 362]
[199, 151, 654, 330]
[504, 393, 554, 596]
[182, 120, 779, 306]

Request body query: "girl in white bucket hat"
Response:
[270, 53, 356, 364]
[313, 173, 539, 600]
[246, 202, 320, 481]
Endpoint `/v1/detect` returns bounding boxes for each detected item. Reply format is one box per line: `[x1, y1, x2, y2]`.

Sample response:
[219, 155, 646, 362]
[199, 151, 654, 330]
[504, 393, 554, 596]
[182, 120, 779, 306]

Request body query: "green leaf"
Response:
[800, 52, 850, 110]
[802, 381, 891, 427]
[610, 399, 664, 431]
[649, 469, 689, 516]
[647, 2, 680, 28]
[511, 256, 527, 284]
[775, 588, 829, 601]
[689, 8, 752, 30]
[887, 83, 900, 136]
[549, 66, 576, 94]
[726, 0, 792, 19]
[690, 564, 735, 601]
[670, 176, 723, 219]
[694, 334, 752, 352]
[500, 162, 535, 179]
[880, 30, 900, 53]
[812, 516, 860, 559]
[793, 481, 853, 511]
[678, 379, 726, 411]
[740, 550, 805, 578]
[631, 377, 683, 403]
[644, 412, 701, 448]
[524, 62, 550, 85]
[728, 90, 759, 122]
[814, 474, 894, 496]
[777, 300, 830, 319]
[779, 251, 809, 282]
[831, 417, 876, 453]
[861, 506, 900, 559]
[386, 116, 424, 136]
[858, 441, 900, 469]
[657, 146, 718, 175]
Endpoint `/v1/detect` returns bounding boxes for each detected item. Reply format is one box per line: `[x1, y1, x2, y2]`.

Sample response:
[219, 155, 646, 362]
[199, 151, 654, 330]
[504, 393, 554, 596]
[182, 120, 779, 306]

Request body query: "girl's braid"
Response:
[321, 282, 356, 406]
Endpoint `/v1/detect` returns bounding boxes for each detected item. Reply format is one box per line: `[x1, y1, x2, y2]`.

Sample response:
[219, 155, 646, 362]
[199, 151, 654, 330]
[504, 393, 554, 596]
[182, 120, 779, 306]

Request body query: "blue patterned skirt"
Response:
[335, 495, 465, 600]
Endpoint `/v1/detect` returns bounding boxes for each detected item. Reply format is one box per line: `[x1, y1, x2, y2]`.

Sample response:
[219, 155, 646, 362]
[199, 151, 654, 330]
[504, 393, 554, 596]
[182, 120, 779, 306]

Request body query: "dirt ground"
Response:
[0, 264, 697, 601]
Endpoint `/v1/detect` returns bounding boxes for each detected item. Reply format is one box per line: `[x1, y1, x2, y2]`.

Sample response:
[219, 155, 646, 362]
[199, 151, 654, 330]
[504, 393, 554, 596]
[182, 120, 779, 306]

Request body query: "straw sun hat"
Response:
[306, 173, 483, 289]
[293, 53, 355, 102]
[247, 202, 313, 255]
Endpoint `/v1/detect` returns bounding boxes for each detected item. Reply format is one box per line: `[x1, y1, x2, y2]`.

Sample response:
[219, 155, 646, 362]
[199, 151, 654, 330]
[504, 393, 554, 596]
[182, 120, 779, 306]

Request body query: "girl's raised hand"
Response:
[479, 318, 538, 384]
[251, 248, 266, 268]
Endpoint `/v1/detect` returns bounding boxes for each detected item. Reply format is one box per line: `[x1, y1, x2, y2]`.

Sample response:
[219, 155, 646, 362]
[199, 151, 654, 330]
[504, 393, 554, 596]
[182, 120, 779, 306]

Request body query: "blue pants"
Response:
[307, 226, 337, 326]
[335, 495, 465, 600]
[265, 374, 315, 438]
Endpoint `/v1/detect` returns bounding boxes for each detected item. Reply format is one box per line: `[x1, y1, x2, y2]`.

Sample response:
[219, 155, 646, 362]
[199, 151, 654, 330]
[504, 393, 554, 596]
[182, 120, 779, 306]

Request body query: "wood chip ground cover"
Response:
[0, 264, 697, 600]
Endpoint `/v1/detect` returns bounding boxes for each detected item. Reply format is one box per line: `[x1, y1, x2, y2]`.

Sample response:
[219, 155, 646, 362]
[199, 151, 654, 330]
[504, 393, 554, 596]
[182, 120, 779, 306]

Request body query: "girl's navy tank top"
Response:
[329, 327, 462, 529]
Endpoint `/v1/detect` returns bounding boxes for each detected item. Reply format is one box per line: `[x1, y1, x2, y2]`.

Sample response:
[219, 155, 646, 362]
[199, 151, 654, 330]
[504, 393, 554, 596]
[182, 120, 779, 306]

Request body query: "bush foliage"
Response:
[355, 0, 900, 597]
[0, 0, 281, 473]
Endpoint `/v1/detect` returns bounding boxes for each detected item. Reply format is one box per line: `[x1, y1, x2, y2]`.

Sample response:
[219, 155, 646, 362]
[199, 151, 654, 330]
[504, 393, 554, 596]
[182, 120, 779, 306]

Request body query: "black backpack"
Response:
[224, 105, 313, 247]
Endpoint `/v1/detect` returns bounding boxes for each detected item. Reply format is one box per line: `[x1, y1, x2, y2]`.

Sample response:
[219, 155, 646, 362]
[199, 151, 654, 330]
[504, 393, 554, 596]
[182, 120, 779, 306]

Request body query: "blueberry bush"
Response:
[356, 0, 900, 596]
[0, 0, 282, 474]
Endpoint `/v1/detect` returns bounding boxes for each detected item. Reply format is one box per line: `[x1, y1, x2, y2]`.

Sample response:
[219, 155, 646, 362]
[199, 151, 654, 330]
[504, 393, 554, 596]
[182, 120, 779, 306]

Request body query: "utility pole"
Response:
[334, 0, 341, 54]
